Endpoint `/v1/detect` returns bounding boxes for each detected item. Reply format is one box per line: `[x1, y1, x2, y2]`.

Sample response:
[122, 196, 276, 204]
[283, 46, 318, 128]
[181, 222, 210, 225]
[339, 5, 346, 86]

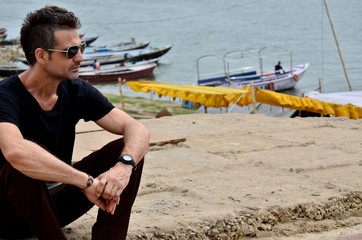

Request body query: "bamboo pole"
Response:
[300, 94, 303, 117]
[250, 82, 256, 114]
[318, 78, 323, 117]
[323, 0, 352, 91]
[118, 78, 125, 110]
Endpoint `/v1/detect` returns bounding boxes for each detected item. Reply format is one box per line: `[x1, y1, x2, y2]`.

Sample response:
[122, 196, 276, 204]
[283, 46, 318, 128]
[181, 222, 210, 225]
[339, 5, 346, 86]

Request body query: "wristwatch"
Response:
[118, 154, 137, 171]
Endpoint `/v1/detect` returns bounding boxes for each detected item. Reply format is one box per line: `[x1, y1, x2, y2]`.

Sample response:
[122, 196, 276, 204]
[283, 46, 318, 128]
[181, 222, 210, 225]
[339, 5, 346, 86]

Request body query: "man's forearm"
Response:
[95, 108, 150, 164]
[121, 120, 150, 164]
[6, 137, 88, 189]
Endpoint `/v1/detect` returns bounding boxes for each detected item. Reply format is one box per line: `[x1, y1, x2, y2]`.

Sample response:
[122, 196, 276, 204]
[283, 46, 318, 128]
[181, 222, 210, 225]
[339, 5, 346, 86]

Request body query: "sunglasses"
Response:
[47, 42, 86, 59]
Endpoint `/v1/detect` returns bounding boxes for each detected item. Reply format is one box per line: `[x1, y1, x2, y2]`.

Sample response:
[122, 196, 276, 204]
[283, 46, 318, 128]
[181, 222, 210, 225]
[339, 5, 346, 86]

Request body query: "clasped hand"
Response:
[84, 164, 132, 215]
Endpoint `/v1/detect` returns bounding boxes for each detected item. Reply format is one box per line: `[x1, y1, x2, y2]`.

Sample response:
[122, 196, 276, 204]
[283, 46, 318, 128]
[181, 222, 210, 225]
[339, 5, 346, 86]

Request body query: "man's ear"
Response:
[34, 48, 48, 64]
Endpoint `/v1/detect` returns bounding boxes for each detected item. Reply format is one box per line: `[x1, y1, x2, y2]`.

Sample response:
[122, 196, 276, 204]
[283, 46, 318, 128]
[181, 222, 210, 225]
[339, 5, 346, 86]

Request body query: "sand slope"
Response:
[44, 114, 362, 239]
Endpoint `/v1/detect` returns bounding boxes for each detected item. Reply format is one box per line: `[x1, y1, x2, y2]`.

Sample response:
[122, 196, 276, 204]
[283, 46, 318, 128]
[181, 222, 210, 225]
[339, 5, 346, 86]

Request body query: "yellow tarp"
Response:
[225, 87, 362, 119]
[126, 81, 362, 119]
[127, 81, 246, 108]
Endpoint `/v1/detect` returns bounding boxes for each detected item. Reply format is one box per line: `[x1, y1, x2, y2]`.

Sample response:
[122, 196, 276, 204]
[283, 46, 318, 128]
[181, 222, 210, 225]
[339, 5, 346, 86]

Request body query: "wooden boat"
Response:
[79, 62, 157, 83]
[197, 46, 309, 91]
[87, 41, 151, 53]
[0, 64, 28, 76]
[0, 38, 20, 45]
[79, 58, 159, 72]
[81, 36, 98, 46]
[18, 45, 172, 66]
[130, 45, 173, 62]
[81, 45, 172, 66]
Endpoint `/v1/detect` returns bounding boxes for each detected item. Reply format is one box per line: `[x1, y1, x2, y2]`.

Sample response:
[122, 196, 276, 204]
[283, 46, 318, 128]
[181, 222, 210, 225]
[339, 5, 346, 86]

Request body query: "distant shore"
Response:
[0, 45, 23, 65]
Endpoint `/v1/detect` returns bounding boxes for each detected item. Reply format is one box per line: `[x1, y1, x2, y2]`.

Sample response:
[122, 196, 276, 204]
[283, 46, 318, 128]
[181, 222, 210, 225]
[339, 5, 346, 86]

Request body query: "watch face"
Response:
[123, 155, 133, 161]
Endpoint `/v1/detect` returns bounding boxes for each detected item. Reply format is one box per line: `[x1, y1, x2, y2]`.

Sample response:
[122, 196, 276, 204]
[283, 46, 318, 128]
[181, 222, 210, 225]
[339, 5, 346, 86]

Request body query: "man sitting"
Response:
[0, 5, 150, 240]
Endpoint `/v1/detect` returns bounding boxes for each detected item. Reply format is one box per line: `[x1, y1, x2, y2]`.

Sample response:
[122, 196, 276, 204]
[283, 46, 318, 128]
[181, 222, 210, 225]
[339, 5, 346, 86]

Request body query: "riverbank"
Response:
[63, 113, 362, 240]
[104, 93, 195, 119]
[0, 45, 23, 65]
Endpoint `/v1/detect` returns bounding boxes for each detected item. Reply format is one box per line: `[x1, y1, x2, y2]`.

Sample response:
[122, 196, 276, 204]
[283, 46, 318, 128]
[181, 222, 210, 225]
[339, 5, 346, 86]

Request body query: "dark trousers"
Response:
[0, 138, 144, 240]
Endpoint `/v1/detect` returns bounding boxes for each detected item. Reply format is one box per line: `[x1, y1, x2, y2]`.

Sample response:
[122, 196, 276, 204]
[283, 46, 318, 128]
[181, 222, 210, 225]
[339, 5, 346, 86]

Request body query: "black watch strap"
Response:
[118, 154, 137, 171]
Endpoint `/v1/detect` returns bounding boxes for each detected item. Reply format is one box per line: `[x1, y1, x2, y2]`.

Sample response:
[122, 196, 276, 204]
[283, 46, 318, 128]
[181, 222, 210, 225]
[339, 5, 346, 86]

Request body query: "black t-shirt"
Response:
[0, 75, 114, 170]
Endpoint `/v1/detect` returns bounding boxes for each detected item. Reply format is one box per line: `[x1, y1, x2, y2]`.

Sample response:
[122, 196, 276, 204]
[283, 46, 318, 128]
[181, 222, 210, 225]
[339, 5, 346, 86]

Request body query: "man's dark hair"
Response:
[20, 5, 81, 65]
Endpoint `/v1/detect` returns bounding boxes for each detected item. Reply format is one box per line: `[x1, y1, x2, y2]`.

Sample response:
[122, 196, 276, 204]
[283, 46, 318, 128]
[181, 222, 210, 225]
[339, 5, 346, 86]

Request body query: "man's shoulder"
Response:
[0, 75, 19, 86]
[0, 75, 20, 94]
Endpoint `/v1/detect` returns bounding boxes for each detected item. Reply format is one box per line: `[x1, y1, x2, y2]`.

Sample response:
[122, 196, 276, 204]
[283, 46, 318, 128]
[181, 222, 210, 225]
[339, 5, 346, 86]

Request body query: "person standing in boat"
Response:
[0, 5, 149, 240]
[93, 59, 100, 70]
[274, 61, 285, 75]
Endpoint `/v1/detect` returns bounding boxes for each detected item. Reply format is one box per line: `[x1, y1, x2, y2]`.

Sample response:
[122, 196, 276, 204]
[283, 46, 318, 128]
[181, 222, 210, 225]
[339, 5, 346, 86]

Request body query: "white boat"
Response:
[197, 46, 309, 91]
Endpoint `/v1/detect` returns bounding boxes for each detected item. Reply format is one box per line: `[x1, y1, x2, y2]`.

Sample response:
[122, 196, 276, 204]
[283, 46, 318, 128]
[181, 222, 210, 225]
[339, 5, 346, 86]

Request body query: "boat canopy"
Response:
[306, 91, 362, 107]
[126, 81, 362, 119]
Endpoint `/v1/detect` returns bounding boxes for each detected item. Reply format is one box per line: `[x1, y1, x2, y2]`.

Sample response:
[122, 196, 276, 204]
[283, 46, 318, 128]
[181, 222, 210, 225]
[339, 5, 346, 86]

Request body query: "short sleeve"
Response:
[0, 77, 22, 126]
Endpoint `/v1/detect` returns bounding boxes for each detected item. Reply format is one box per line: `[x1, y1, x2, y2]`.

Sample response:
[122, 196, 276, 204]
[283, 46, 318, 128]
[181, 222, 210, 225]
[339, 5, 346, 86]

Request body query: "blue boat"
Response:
[197, 46, 309, 91]
[86, 41, 151, 54]
[81, 44, 173, 66]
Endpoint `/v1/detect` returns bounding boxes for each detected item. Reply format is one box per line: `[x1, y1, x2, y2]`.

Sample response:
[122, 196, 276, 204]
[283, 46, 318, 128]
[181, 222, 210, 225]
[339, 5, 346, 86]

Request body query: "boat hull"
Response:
[0, 65, 28, 77]
[19, 45, 172, 67]
[92, 41, 151, 53]
[131, 46, 172, 62]
[79, 63, 157, 83]
[81, 36, 98, 46]
[198, 63, 309, 91]
[82, 45, 172, 66]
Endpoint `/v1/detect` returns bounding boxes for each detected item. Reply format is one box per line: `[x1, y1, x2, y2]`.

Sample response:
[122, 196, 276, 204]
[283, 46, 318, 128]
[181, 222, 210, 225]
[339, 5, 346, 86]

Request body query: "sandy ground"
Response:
[57, 113, 362, 240]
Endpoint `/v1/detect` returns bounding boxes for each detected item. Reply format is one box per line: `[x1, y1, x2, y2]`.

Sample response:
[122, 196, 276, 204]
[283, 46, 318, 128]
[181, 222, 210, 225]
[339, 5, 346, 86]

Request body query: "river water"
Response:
[1, 0, 362, 98]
